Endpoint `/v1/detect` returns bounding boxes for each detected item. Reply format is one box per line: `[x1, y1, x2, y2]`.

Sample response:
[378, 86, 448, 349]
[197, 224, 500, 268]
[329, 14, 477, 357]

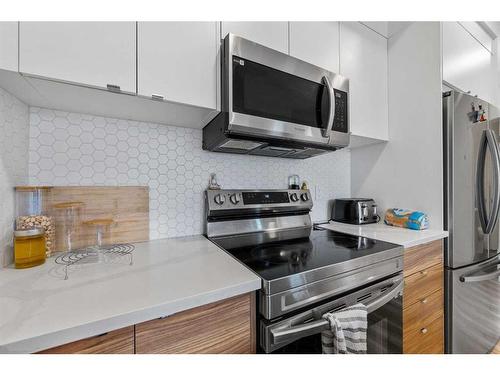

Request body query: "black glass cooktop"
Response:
[210, 227, 401, 281]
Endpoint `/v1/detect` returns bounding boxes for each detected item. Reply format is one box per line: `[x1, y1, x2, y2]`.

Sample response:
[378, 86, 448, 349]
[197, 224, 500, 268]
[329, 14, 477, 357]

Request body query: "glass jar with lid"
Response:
[14, 228, 46, 268]
[15, 186, 55, 257]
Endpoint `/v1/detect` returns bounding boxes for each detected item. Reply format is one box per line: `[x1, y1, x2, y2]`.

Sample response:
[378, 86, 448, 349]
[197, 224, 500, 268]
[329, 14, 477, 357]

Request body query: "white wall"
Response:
[351, 22, 443, 229]
[0, 87, 29, 266]
[28, 107, 351, 239]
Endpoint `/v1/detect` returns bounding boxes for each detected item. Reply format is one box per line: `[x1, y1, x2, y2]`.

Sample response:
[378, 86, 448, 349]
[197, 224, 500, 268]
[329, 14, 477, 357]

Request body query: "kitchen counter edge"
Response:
[318, 222, 448, 248]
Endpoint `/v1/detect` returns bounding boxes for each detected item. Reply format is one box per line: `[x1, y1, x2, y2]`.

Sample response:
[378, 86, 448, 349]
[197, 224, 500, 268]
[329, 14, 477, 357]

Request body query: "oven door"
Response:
[224, 34, 350, 148]
[260, 274, 403, 354]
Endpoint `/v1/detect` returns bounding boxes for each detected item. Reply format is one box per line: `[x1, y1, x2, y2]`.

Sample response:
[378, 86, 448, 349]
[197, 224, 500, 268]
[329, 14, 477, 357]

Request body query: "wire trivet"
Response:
[54, 243, 135, 280]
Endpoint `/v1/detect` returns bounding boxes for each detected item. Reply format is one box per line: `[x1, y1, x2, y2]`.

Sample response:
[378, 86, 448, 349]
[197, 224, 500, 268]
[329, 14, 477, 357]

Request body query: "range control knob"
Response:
[300, 192, 309, 201]
[229, 193, 241, 205]
[290, 193, 299, 202]
[214, 194, 226, 205]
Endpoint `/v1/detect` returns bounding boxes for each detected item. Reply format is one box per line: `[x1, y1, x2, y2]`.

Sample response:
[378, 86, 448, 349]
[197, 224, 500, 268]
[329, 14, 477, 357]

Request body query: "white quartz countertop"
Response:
[319, 222, 448, 248]
[0, 236, 261, 353]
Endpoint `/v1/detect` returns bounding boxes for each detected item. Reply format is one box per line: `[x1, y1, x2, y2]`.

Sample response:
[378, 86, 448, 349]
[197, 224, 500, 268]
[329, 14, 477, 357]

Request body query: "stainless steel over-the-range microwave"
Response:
[202, 34, 350, 159]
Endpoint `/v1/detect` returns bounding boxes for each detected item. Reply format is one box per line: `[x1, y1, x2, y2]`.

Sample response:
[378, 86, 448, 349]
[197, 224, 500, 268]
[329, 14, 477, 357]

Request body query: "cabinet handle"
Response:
[152, 94, 164, 101]
[90, 332, 109, 339]
[420, 328, 428, 334]
[107, 84, 121, 92]
[420, 298, 428, 304]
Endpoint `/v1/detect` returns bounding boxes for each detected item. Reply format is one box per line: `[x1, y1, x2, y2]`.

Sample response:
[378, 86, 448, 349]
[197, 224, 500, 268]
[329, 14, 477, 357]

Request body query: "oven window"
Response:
[232, 57, 330, 129]
[366, 295, 402, 354]
[266, 295, 402, 354]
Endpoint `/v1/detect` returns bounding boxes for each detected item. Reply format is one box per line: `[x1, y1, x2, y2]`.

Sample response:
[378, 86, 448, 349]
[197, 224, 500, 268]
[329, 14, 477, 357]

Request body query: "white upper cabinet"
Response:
[221, 22, 288, 53]
[340, 22, 388, 141]
[289, 22, 339, 72]
[0, 22, 18, 71]
[443, 22, 495, 105]
[138, 22, 219, 110]
[19, 22, 136, 93]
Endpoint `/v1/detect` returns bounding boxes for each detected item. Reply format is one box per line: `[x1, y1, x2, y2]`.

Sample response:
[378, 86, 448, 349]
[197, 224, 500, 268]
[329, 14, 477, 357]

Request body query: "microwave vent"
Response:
[250, 146, 295, 157]
[218, 139, 263, 151]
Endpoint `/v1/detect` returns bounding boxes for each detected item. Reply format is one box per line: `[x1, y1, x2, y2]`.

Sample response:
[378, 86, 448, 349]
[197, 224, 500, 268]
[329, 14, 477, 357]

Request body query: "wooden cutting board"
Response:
[49, 186, 149, 252]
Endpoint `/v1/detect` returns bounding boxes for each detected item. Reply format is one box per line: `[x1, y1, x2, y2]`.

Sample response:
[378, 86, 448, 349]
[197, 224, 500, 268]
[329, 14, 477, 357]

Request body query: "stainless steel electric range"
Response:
[205, 189, 404, 353]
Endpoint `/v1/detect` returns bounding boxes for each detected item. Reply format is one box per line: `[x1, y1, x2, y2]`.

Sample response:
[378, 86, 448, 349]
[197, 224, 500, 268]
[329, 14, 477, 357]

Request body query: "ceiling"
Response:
[479, 21, 500, 38]
[363, 21, 500, 41]
[361, 22, 410, 38]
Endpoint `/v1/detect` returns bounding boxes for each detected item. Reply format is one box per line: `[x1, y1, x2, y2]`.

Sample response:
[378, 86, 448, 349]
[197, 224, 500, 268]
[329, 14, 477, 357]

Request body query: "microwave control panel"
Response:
[333, 89, 348, 133]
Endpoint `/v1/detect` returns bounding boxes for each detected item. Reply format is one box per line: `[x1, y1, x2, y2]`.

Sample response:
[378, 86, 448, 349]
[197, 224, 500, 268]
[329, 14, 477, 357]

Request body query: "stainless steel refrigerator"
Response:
[443, 90, 500, 354]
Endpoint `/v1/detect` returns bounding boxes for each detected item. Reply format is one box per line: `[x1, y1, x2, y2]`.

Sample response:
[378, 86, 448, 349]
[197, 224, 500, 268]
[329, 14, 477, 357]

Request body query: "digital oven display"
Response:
[242, 192, 290, 205]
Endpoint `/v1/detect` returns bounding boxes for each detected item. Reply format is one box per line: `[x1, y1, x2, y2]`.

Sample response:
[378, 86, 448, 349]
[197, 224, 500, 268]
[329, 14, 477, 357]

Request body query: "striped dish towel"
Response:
[321, 303, 368, 354]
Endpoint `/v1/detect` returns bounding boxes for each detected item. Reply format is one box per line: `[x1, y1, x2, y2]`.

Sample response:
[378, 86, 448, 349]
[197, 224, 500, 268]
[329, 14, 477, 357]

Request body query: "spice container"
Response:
[14, 228, 46, 268]
[15, 186, 55, 256]
[288, 175, 300, 190]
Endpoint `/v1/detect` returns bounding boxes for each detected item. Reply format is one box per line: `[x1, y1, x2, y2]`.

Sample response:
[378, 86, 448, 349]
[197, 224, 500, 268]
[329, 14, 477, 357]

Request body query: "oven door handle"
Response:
[321, 75, 335, 138]
[270, 279, 404, 345]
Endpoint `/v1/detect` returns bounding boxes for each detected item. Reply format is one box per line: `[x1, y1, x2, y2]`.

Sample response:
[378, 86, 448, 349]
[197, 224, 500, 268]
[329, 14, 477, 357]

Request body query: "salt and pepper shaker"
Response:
[208, 173, 221, 190]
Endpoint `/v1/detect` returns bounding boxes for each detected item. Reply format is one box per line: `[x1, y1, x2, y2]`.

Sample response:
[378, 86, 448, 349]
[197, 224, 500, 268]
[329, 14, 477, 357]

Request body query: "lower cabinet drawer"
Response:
[403, 288, 443, 333]
[38, 326, 135, 354]
[403, 314, 444, 354]
[135, 292, 255, 354]
[404, 263, 443, 308]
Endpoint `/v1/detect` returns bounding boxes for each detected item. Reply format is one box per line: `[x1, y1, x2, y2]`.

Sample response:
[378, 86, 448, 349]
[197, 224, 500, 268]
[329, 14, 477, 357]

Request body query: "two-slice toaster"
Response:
[331, 198, 379, 225]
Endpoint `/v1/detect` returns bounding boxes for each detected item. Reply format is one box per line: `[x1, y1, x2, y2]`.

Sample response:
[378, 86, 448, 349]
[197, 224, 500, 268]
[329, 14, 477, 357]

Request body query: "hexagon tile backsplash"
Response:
[29, 107, 351, 239]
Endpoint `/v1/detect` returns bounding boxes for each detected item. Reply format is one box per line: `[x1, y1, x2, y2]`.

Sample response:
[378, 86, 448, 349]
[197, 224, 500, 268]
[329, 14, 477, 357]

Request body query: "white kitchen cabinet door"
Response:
[0, 22, 18, 71]
[340, 22, 388, 141]
[443, 22, 494, 105]
[138, 22, 218, 110]
[19, 22, 136, 93]
[289, 22, 339, 72]
[221, 22, 288, 53]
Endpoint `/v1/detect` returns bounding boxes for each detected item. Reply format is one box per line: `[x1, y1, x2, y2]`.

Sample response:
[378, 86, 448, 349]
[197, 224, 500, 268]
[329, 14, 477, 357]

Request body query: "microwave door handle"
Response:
[270, 279, 403, 345]
[321, 76, 335, 138]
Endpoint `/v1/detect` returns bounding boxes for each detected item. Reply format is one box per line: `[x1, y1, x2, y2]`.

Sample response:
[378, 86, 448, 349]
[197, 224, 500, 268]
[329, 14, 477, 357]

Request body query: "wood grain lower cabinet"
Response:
[403, 240, 443, 277]
[135, 292, 255, 354]
[403, 312, 444, 354]
[402, 240, 444, 354]
[38, 326, 134, 354]
[403, 263, 443, 307]
[492, 340, 500, 354]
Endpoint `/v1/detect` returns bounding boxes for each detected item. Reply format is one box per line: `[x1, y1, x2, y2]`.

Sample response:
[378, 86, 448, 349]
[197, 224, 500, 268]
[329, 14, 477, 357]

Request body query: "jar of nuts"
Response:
[15, 186, 55, 256]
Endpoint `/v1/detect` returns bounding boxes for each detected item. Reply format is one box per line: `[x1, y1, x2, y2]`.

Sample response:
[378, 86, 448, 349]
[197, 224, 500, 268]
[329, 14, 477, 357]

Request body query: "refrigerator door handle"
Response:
[460, 261, 500, 283]
[486, 129, 500, 234]
[475, 129, 500, 234]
